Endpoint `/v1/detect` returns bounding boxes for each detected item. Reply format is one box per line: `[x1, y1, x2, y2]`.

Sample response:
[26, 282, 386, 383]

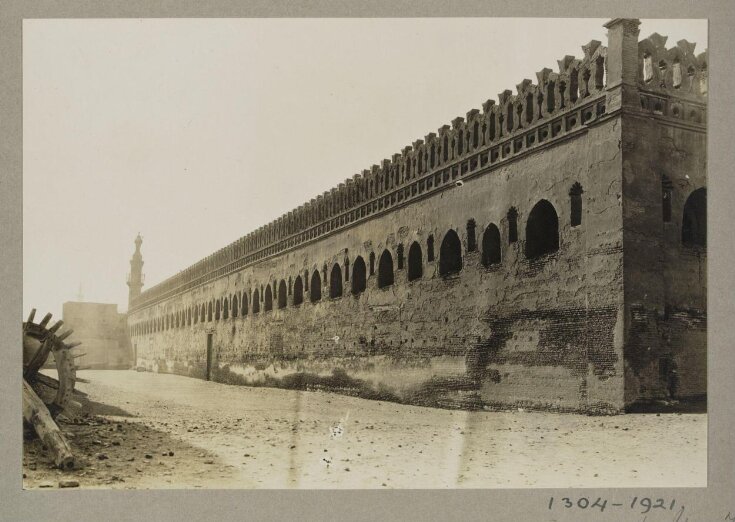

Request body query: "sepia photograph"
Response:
[17, 13, 714, 498]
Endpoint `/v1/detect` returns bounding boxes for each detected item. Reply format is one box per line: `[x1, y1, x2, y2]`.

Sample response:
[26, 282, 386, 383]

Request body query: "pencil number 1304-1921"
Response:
[548, 496, 677, 514]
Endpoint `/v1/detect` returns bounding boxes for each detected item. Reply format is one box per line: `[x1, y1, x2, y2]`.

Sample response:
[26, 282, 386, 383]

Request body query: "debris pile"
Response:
[23, 309, 82, 469]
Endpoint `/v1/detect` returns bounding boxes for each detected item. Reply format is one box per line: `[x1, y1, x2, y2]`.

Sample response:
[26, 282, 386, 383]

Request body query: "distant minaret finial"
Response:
[127, 234, 145, 306]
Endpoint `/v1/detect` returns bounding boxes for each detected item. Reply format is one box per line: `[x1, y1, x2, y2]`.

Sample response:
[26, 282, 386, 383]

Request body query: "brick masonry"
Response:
[126, 19, 707, 414]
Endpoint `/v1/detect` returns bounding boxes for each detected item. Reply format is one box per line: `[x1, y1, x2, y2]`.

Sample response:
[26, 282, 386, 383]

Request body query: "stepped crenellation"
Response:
[130, 22, 707, 312]
[638, 33, 707, 97]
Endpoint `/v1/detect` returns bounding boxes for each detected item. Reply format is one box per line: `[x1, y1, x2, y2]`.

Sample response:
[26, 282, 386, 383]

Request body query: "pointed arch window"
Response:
[481, 224, 501, 266]
[525, 200, 559, 259]
[662, 176, 673, 223]
[293, 276, 304, 306]
[682, 188, 706, 247]
[252, 289, 260, 314]
[378, 250, 394, 288]
[439, 230, 462, 276]
[508, 207, 518, 243]
[278, 280, 287, 309]
[330, 264, 343, 298]
[570, 182, 584, 227]
[408, 242, 423, 281]
[264, 285, 273, 312]
[310, 270, 322, 302]
[351, 256, 367, 294]
[467, 219, 477, 252]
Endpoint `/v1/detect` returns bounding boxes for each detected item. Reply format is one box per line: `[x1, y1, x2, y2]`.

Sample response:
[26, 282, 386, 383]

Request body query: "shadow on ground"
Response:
[23, 412, 231, 489]
[76, 394, 135, 417]
[625, 397, 707, 414]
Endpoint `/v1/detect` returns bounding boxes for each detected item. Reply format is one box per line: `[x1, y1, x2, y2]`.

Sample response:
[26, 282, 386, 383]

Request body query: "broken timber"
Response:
[23, 379, 75, 469]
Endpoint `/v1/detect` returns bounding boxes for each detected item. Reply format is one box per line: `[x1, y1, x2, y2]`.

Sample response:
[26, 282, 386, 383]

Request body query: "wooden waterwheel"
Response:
[22, 309, 79, 419]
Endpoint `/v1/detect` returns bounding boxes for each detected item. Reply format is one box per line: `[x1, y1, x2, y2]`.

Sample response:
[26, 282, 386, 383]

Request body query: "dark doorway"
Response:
[206, 334, 213, 381]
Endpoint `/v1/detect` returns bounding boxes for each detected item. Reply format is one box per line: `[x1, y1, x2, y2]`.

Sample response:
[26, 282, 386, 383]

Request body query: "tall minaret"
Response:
[127, 234, 145, 306]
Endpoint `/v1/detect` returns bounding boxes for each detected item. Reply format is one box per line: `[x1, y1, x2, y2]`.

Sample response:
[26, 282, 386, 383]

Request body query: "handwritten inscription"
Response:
[549, 498, 734, 521]
[549, 496, 680, 515]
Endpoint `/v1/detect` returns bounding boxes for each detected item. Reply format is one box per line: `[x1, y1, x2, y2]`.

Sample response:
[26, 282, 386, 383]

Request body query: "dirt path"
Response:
[23, 370, 706, 489]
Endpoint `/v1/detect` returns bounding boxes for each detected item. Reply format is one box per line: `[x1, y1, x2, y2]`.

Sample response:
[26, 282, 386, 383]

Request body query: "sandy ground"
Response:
[23, 370, 706, 489]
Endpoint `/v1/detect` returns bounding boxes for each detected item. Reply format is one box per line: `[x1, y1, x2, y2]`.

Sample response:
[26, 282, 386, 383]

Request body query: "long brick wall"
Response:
[127, 19, 707, 414]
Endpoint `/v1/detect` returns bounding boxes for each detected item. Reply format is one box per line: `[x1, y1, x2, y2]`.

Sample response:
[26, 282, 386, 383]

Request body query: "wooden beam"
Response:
[22, 379, 74, 469]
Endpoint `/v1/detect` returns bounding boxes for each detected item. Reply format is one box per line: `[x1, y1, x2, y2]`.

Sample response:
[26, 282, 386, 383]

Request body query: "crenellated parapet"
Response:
[639, 33, 707, 97]
[637, 33, 707, 124]
[129, 19, 707, 312]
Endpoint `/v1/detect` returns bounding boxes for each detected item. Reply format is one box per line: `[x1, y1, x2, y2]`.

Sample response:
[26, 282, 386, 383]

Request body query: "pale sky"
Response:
[23, 18, 707, 317]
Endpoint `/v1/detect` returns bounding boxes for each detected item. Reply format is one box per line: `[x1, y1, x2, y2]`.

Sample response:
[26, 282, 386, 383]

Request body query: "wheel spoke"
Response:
[35, 373, 60, 389]
[23, 311, 78, 419]
[24, 339, 53, 380]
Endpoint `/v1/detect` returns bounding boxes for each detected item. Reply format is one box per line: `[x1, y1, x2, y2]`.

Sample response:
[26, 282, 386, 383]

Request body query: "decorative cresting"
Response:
[638, 33, 708, 123]
[127, 28, 699, 313]
[130, 38, 613, 312]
